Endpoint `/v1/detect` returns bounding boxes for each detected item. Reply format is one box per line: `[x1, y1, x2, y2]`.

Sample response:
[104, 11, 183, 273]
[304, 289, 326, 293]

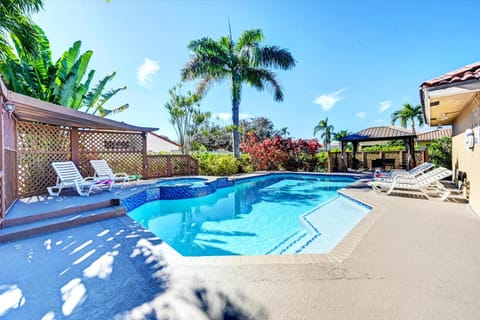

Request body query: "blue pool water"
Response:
[128, 174, 370, 256]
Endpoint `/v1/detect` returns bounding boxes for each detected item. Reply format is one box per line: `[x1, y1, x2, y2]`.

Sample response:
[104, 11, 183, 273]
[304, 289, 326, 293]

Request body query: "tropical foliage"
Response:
[193, 152, 252, 176]
[0, 0, 43, 59]
[181, 28, 295, 158]
[194, 116, 282, 152]
[241, 132, 322, 171]
[313, 117, 334, 150]
[391, 103, 424, 134]
[391, 103, 424, 168]
[428, 136, 452, 169]
[164, 84, 210, 154]
[0, 25, 128, 116]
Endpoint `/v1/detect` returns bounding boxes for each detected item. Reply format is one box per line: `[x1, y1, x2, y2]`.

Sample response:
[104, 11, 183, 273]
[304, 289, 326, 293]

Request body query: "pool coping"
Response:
[122, 172, 381, 266]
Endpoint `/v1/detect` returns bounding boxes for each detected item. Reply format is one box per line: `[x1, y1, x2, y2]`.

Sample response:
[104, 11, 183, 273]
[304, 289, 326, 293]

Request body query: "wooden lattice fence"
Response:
[78, 130, 144, 178]
[17, 122, 71, 196]
[328, 150, 427, 172]
[15, 121, 198, 197]
[146, 155, 198, 177]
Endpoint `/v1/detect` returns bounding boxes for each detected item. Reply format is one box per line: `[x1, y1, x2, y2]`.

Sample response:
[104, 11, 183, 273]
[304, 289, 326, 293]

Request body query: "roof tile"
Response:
[421, 62, 480, 88]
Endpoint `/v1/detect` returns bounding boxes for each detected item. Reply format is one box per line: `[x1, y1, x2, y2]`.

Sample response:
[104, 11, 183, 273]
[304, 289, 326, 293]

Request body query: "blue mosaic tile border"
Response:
[122, 177, 236, 211]
[279, 232, 309, 254]
[338, 193, 373, 210]
[265, 231, 300, 255]
[233, 172, 360, 185]
[122, 190, 147, 212]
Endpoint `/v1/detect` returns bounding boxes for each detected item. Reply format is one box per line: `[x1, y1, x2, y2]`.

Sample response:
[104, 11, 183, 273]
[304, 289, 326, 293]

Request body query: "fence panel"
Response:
[146, 155, 198, 178]
[17, 122, 71, 197]
[78, 130, 144, 177]
[328, 150, 427, 172]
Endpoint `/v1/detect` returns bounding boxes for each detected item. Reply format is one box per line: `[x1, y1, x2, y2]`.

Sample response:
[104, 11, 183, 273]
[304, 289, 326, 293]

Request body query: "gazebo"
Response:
[338, 126, 417, 171]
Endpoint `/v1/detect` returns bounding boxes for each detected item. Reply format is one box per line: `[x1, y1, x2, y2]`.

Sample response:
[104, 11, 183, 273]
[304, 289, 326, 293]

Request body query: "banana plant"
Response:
[0, 24, 128, 117]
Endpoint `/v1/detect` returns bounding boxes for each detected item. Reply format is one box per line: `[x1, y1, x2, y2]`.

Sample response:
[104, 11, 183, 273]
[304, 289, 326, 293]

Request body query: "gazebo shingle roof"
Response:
[340, 126, 416, 142]
[417, 128, 451, 142]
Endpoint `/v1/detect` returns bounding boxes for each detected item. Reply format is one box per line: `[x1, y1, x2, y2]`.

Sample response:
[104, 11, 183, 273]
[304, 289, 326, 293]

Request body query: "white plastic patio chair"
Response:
[90, 159, 138, 187]
[371, 167, 452, 201]
[47, 161, 113, 196]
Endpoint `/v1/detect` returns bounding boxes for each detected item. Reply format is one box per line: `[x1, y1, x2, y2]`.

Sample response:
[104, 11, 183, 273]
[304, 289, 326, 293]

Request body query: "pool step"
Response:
[0, 205, 126, 243]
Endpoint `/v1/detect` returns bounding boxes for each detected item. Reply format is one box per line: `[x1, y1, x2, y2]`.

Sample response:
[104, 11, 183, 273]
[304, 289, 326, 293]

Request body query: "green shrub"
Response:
[429, 137, 452, 169]
[315, 151, 328, 172]
[238, 154, 254, 173]
[193, 152, 240, 176]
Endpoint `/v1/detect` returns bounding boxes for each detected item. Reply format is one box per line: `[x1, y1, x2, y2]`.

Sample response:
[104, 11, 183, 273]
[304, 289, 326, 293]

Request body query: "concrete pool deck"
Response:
[0, 176, 479, 319]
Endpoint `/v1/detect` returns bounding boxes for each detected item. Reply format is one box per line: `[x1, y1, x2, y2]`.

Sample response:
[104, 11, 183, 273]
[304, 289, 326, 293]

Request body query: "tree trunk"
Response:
[232, 98, 241, 159]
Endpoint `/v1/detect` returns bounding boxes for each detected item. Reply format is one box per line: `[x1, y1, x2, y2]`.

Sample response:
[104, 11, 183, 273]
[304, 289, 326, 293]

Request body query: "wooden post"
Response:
[167, 156, 172, 176]
[142, 133, 148, 178]
[0, 98, 4, 227]
[409, 137, 416, 168]
[71, 127, 79, 165]
[186, 155, 191, 175]
[352, 142, 358, 170]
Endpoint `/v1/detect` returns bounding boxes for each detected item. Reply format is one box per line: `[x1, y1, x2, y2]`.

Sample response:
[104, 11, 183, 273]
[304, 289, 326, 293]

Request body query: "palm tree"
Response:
[0, 25, 128, 116]
[333, 129, 351, 171]
[333, 129, 351, 142]
[313, 117, 334, 151]
[276, 127, 290, 138]
[391, 103, 424, 135]
[181, 28, 295, 158]
[0, 0, 43, 58]
[391, 103, 424, 168]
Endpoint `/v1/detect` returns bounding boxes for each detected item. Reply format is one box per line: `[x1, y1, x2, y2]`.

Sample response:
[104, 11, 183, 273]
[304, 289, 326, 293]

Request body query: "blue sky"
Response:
[33, 0, 479, 141]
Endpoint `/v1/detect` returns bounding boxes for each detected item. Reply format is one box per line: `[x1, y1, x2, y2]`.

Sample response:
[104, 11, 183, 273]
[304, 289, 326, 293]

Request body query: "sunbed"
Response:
[47, 161, 112, 196]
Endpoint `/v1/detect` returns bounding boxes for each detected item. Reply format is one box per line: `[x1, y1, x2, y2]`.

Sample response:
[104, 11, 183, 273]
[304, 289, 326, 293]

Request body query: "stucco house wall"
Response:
[147, 133, 180, 153]
[451, 99, 480, 214]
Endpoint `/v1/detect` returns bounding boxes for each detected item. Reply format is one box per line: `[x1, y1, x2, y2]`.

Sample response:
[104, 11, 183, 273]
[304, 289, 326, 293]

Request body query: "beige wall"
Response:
[452, 98, 480, 214]
[147, 133, 180, 153]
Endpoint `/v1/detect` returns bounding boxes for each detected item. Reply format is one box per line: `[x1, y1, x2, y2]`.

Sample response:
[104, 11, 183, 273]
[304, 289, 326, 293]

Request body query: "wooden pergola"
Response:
[338, 126, 417, 171]
[1, 76, 205, 230]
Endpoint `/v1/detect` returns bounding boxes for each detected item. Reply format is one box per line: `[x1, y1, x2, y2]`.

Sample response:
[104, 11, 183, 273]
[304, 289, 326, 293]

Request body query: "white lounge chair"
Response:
[371, 168, 452, 201]
[375, 162, 434, 179]
[47, 161, 113, 197]
[374, 166, 447, 183]
[90, 159, 138, 187]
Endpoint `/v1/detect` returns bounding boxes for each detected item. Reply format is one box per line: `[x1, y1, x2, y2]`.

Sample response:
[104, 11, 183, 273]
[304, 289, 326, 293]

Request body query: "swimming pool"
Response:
[128, 174, 370, 256]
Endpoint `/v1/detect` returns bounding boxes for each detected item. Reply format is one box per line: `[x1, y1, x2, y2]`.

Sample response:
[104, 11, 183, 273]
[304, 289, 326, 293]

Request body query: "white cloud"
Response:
[356, 111, 366, 119]
[136, 58, 160, 88]
[240, 113, 253, 120]
[379, 100, 392, 113]
[313, 88, 347, 111]
[214, 112, 253, 122]
[215, 113, 231, 121]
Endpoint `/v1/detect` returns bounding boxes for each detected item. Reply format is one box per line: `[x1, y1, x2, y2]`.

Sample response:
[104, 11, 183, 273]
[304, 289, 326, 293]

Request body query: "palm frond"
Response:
[236, 29, 263, 51]
[260, 46, 296, 70]
[83, 72, 116, 108]
[96, 103, 129, 117]
[246, 68, 284, 101]
[181, 55, 228, 80]
[196, 74, 227, 96]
